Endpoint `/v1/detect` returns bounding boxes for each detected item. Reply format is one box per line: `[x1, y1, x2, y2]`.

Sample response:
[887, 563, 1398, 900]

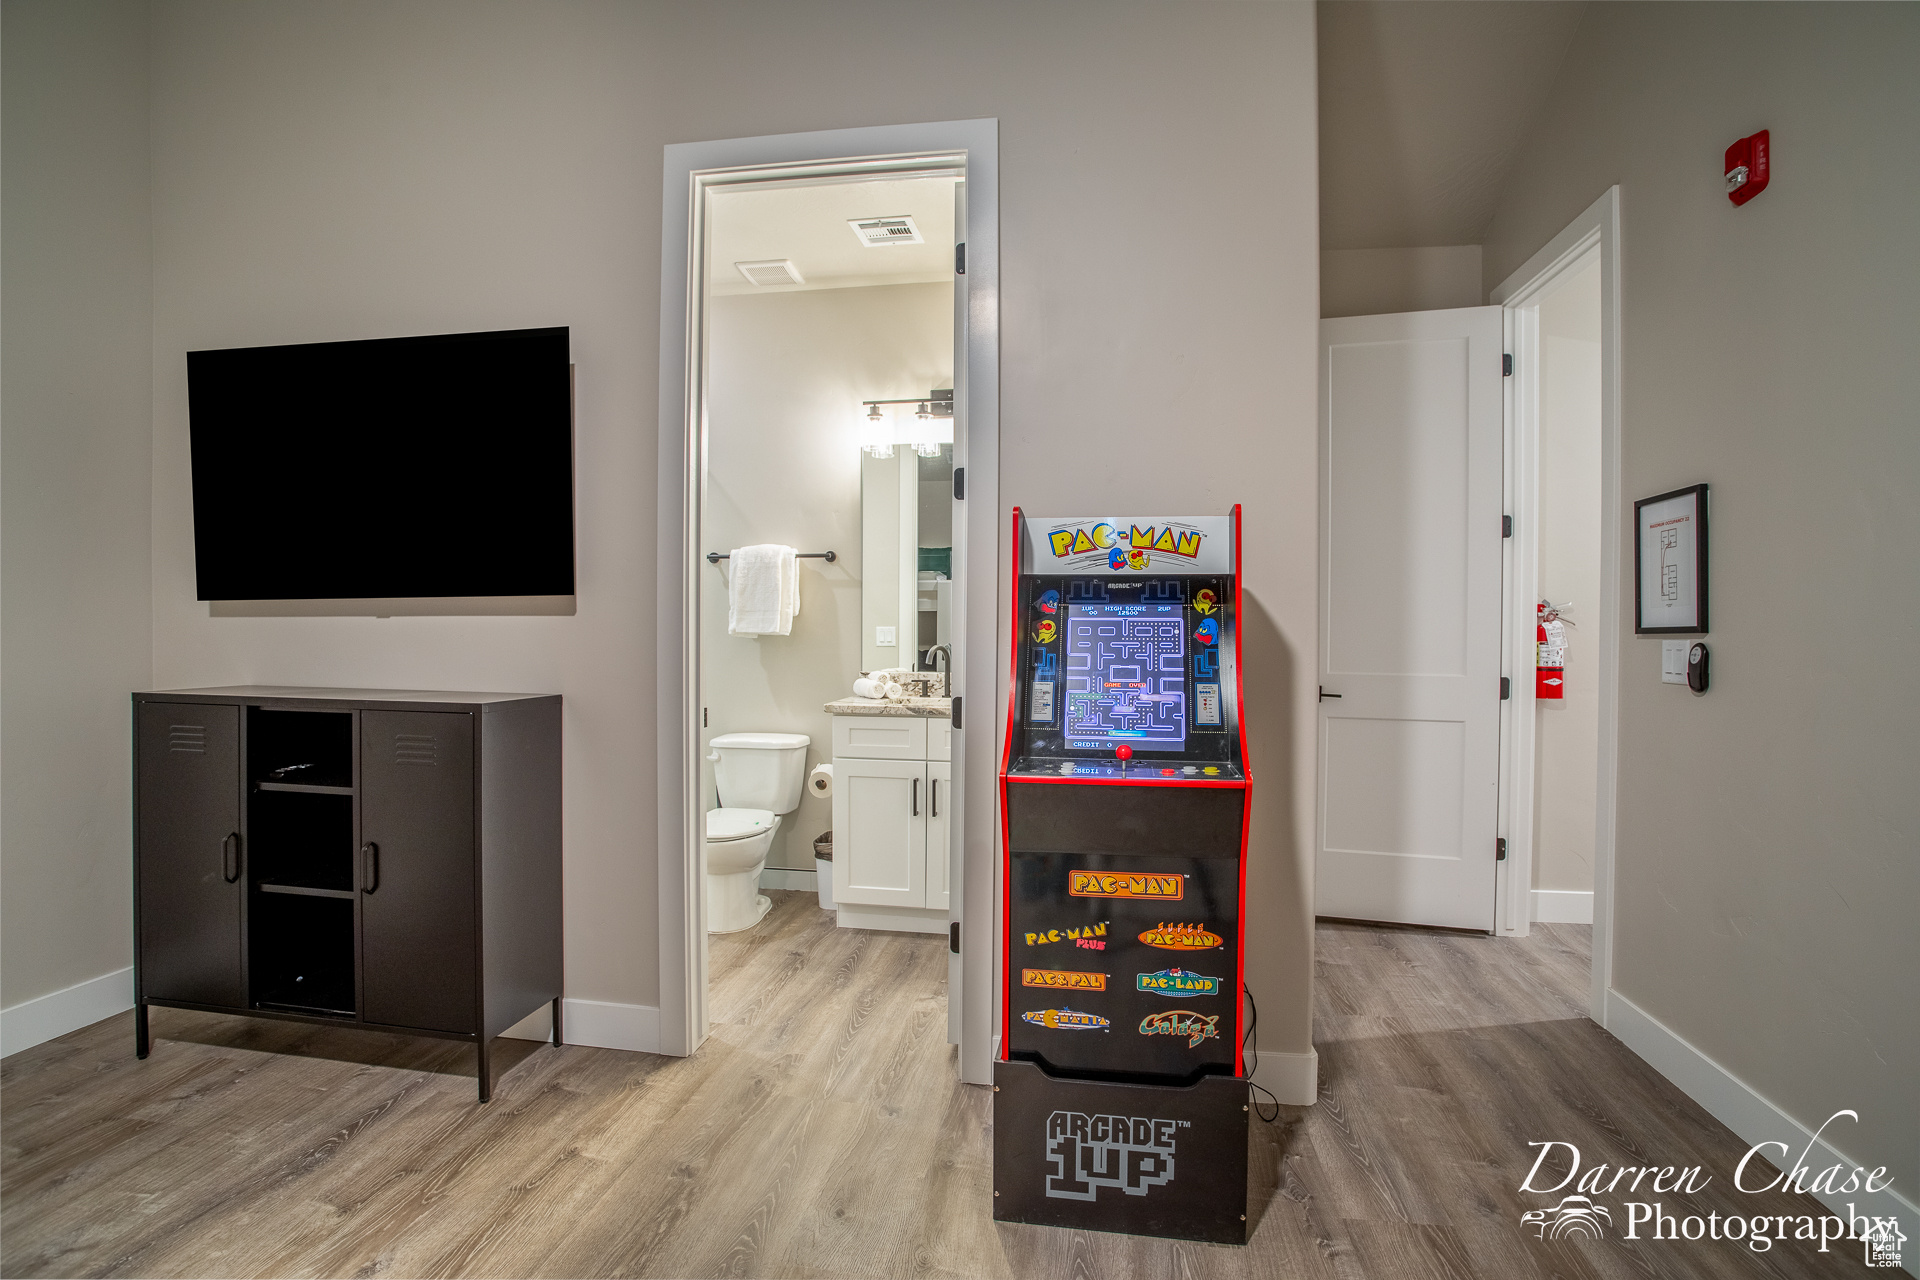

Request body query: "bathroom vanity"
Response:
[822, 698, 951, 935]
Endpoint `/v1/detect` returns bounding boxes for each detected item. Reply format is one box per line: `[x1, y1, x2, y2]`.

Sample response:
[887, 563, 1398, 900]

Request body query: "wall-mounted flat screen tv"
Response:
[188, 327, 574, 600]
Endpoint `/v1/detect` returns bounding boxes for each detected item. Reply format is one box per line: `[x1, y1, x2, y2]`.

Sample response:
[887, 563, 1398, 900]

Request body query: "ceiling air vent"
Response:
[848, 215, 924, 248]
[735, 259, 805, 287]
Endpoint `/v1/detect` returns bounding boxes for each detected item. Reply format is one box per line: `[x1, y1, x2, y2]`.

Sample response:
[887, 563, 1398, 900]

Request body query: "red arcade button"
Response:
[1115, 745, 1132, 761]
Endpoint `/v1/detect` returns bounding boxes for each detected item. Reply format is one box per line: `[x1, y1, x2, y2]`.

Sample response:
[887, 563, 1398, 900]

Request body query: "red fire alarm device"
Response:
[1725, 130, 1769, 205]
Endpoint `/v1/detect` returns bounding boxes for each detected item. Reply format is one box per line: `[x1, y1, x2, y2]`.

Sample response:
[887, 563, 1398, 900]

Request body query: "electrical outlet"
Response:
[877, 625, 897, 647]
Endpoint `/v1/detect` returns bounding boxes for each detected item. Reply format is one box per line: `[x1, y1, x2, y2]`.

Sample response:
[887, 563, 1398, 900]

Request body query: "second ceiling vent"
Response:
[735, 259, 805, 287]
[848, 215, 924, 247]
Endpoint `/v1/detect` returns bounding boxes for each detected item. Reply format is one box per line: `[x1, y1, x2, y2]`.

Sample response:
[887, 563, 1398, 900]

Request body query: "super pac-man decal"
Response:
[1138, 923, 1224, 951]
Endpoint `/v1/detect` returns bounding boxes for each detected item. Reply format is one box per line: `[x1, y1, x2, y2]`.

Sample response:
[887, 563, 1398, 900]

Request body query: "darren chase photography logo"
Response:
[1517, 1110, 1902, 1266]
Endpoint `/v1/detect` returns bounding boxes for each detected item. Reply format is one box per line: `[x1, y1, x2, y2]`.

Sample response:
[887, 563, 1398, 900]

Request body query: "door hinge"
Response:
[950, 921, 961, 954]
[1496, 837, 1507, 862]
[952, 695, 962, 730]
[703, 707, 708, 728]
[1500, 676, 1511, 700]
[1503, 515, 1512, 538]
[954, 466, 965, 501]
[956, 242, 966, 275]
[1503, 353, 1513, 376]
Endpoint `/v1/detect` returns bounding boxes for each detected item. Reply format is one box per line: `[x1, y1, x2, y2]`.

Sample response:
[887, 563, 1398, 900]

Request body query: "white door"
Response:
[1317, 307, 1505, 930]
[926, 759, 952, 911]
[832, 758, 928, 909]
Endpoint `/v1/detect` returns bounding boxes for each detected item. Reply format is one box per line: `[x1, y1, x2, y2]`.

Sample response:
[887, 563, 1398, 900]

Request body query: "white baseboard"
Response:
[1251, 1047, 1318, 1107]
[1530, 888, 1595, 923]
[502, 998, 660, 1054]
[760, 867, 817, 891]
[1607, 989, 1916, 1272]
[835, 903, 948, 935]
[1, 966, 134, 1058]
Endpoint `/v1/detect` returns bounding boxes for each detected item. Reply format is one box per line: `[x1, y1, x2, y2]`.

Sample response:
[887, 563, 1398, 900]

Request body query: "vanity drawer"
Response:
[926, 717, 952, 761]
[833, 715, 928, 761]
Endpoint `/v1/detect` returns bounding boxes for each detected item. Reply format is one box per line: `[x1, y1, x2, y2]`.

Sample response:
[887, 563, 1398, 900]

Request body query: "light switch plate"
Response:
[1662, 640, 1689, 684]
[877, 625, 897, 647]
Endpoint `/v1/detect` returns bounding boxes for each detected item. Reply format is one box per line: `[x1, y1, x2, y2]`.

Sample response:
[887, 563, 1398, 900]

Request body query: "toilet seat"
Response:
[706, 807, 776, 842]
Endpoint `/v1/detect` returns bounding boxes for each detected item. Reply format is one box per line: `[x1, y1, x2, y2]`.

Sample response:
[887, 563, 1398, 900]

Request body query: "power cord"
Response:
[1242, 986, 1281, 1123]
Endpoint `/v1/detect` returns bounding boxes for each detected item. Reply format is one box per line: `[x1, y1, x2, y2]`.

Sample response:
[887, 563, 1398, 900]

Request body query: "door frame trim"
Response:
[655, 120, 999, 1083]
[1491, 186, 1621, 1020]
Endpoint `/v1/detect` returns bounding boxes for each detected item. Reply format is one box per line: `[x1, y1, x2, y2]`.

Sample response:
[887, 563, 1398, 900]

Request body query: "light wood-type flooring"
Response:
[2, 892, 1869, 1278]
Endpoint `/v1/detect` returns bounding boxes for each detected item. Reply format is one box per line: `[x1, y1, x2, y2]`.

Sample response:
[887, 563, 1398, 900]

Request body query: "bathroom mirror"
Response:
[861, 442, 953, 674]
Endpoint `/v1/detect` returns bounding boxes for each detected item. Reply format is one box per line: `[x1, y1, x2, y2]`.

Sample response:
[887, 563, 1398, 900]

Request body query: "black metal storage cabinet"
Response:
[131, 686, 562, 1102]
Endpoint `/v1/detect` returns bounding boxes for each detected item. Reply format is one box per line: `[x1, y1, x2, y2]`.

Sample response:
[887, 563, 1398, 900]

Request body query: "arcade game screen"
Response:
[1064, 603, 1188, 750]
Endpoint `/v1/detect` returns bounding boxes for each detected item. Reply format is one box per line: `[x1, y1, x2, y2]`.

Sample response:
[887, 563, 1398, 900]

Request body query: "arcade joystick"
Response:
[1115, 745, 1132, 761]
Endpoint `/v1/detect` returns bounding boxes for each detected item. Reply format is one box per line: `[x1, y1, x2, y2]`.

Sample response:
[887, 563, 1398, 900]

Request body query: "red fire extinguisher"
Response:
[1537, 601, 1566, 699]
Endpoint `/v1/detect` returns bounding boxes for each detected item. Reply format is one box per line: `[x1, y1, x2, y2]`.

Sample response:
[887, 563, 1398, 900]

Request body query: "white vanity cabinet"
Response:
[831, 714, 951, 930]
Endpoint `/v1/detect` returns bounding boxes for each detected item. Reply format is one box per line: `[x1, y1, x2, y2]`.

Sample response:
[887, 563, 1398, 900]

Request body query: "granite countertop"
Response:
[823, 696, 952, 718]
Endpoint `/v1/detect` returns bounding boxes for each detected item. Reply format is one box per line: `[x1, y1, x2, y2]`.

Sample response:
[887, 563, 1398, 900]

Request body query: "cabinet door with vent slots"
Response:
[360, 710, 476, 1033]
[137, 702, 244, 1007]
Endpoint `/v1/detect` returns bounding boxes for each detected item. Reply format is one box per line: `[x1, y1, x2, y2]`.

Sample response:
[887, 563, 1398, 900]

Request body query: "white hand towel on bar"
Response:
[728, 544, 799, 636]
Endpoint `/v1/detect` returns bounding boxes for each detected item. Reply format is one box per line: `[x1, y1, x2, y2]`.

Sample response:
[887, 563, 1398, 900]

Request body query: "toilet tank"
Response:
[710, 732, 811, 814]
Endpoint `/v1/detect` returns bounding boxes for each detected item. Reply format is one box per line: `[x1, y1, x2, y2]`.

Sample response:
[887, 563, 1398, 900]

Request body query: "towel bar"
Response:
[706, 550, 836, 564]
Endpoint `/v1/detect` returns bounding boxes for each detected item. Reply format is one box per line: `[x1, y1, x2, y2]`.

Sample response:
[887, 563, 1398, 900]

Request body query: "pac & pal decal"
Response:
[1022, 968, 1108, 991]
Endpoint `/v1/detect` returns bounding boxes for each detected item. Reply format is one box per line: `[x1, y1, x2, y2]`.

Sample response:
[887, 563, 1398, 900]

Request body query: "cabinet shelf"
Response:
[255, 780, 354, 796]
[258, 880, 356, 900]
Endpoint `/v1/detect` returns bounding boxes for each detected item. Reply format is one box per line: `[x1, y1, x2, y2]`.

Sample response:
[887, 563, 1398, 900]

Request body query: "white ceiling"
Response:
[1319, 1, 1589, 250]
[707, 176, 958, 296]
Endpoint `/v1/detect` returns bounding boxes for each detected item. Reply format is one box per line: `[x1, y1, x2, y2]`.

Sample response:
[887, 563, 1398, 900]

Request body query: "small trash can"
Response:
[813, 833, 835, 910]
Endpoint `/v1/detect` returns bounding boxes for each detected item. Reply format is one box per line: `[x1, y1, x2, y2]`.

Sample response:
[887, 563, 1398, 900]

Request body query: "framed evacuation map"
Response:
[1635, 484, 1708, 634]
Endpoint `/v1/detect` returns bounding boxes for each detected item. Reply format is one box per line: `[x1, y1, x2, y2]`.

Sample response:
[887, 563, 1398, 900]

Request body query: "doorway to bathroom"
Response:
[657, 122, 999, 1085]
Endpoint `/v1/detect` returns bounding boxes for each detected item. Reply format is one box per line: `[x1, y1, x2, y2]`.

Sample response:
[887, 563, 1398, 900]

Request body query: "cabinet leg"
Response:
[135, 1001, 150, 1059]
[477, 1037, 491, 1104]
[551, 996, 564, 1047]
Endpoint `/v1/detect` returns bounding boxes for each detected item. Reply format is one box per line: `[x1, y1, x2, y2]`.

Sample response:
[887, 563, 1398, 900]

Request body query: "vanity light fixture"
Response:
[860, 389, 953, 457]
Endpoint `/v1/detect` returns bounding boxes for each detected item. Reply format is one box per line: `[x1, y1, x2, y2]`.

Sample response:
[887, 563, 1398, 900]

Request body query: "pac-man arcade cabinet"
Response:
[993, 508, 1250, 1244]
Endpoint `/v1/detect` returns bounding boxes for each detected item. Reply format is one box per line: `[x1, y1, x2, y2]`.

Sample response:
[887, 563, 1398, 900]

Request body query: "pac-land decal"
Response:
[1068, 872, 1184, 901]
[1136, 968, 1222, 997]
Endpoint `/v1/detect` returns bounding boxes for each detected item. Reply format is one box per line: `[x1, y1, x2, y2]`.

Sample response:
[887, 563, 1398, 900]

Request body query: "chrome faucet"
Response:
[929, 644, 952, 699]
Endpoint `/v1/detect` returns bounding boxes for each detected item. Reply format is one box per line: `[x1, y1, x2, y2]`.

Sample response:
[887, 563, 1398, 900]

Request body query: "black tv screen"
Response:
[188, 327, 574, 600]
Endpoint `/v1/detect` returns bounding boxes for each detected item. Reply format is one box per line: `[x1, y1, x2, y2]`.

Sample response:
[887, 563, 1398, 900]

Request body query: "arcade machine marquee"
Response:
[993, 508, 1251, 1244]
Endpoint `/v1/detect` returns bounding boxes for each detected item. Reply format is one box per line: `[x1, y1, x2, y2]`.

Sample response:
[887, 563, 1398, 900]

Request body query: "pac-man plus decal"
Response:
[1193, 588, 1218, 616]
[1193, 618, 1218, 647]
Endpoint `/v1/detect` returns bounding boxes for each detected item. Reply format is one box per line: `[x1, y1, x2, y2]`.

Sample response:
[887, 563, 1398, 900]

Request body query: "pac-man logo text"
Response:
[1138, 923, 1223, 950]
[1068, 872, 1184, 900]
[1022, 968, 1107, 991]
[1021, 1008, 1110, 1031]
[1047, 522, 1204, 560]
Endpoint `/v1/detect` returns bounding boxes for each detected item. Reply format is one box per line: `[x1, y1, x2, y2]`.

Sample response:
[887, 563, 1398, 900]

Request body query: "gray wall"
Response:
[1485, 2, 1919, 1188]
[1, 0, 154, 1012]
[138, 0, 1322, 1052]
[1320, 245, 1482, 318]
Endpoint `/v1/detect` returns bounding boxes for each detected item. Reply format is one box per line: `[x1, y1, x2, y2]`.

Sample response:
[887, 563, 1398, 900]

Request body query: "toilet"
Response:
[706, 731, 810, 933]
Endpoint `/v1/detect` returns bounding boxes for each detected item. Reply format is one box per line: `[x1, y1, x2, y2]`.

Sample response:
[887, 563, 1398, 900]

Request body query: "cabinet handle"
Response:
[361, 842, 380, 893]
[912, 777, 920, 817]
[222, 832, 241, 883]
[930, 778, 938, 818]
